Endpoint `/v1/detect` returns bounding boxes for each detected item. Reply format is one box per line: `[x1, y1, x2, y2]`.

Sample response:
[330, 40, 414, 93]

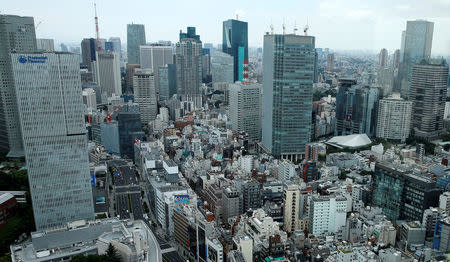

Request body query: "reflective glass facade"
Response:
[222, 19, 248, 82]
[262, 34, 315, 160]
[127, 24, 146, 64]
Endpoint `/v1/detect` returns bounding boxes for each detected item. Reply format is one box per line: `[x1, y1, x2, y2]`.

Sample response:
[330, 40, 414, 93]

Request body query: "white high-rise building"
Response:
[92, 50, 121, 98]
[440, 192, 450, 214]
[376, 93, 412, 142]
[309, 195, 347, 235]
[229, 83, 261, 142]
[278, 160, 296, 181]
[82, 88, 97, 110]
[36, 38, 55, 51]
[11, 52, 94, 230]
[133, 69, 157, 124]
[0, 15, 37, 157]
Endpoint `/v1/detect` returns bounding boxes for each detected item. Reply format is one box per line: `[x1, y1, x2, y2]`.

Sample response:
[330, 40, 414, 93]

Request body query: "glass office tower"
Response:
[222, 19, 248, 82]
[127, 23, 146, 64]
[11, 52, 94, 230]
[261, 34, 315, 161]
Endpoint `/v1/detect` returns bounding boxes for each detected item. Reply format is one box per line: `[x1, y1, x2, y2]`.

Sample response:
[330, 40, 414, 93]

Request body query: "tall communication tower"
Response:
[94, 1, 102, 51]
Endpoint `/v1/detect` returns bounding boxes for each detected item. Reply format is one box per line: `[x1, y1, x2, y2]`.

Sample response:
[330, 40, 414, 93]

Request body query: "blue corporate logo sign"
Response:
[18, 55, 48, 64]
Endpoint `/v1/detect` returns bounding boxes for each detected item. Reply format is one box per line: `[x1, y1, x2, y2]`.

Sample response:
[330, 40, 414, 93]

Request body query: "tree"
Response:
[105, 243, 121, 262]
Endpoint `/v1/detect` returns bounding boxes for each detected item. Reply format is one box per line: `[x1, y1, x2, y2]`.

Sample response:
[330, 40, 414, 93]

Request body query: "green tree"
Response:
[105, 243, 121, 262]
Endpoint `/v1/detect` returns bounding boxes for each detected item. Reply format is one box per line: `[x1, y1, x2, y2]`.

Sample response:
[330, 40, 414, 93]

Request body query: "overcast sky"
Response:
[3, 0, 450, 55]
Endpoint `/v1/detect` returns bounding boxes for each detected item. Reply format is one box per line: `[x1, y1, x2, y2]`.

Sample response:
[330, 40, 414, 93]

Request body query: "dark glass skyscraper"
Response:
[127, 23, 146, 64]
[335, 79, 379, 136]
[222, 19, 248, 82]
[81, 38, 97, 71]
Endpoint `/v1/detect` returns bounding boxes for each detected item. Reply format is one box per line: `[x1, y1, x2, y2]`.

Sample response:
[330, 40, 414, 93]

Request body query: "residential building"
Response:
[376, 93, 412, 142]
[262, 34, 315, 161]
[92, 50, 122, 97]
[439, 191, 450, 213]
[222, 187, 241, 224]
[229, 82, 261, 142]
[127, 23, 146, 64]
[309, 195, 347, 235]
[133, 69, 157, 124]
[283, 184, 300, 233]
[11, 52, 94, 230]
[222, 19, 248, 82]
[176, 27, 203, 108]
[410, 59, 448, 140]
[0, 14, 37, 157]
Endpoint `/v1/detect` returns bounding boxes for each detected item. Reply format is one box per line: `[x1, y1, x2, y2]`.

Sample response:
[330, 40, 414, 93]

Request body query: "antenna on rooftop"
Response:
[304, 18, 310, 36]
[294, 21, 298, 35]
[94, 0, 102, 51]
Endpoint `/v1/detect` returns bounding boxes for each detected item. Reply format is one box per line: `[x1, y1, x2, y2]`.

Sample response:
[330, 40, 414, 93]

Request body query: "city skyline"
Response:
[2, 0, 450, 55]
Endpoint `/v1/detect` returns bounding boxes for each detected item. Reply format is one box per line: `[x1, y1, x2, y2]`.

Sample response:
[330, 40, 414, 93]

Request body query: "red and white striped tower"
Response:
[94, 1, 102, 51]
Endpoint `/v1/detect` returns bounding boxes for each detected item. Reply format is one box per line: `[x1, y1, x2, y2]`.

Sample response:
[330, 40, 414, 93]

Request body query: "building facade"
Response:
[222, 19, 248, 82]
[372, 162, 441, 221]
[335, 79, 379, 136]
[133, 69, 157, 124]
[140, 45, 173, 97]
[379, 48, 388, 67]
[0, 14, 37, 157]
[410, 59, 448, 140]
[262, 34, 315, 161]
[127, 23, 146, 64]
[81, 38, 97, 71]
[11, 52, 94, 230]
[176, 28, 203, 108]
[211, 51, 234, 84]
[376, 93, 412, 142]
[229, 83, 261, 142]
[92, 50, 122, 97]
[36, 38, 54, 52]
[399, 20, 434, 99]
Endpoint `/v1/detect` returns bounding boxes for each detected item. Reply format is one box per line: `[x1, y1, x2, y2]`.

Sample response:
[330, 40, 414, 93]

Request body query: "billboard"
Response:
[174, 194, 190, 205]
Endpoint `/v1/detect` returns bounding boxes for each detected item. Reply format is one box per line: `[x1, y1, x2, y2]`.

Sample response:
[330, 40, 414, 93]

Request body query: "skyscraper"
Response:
[376, 93, 412, 142]
[108, 37, 122, 58]
[127, 23, 146, 64]
[140, 45, 173, 98]
[176, 27, 203, 108]
[393, 49, 400, 69]
[327, 53, 335, 71]
[81, 38, 97, 71]
[211, 51, 234, 84]
[222, 19, 248, 82]
[376, 67, 395, 97]
[159, 64, 177, 101]
[399, 20, 434, 99]
[229, 83, 261, 143]
[379, 48, 388, 67]
[11, 52, 94, 230]
[410, 59, 448, 140]
[335, 79, 379, 136]
[92, 50, 122, 97]
[133, 69, 157, 124]
[0, 14, 37, 157]
[262, 34, 315, 161]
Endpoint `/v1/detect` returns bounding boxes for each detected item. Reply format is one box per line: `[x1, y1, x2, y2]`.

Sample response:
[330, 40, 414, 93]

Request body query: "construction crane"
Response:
[304, 19, 310, 36]
[94, 1, 101, 51]
[35, 21, 42, 30]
